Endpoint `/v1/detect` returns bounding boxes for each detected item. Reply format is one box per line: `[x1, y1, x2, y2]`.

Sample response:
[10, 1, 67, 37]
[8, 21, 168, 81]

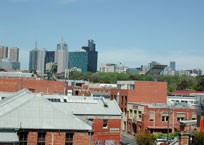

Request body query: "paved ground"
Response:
[121, 132, 138, 145]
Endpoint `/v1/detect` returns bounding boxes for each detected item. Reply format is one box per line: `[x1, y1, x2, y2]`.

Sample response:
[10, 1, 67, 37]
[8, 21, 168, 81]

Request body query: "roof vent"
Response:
[101, 97, 108, 107]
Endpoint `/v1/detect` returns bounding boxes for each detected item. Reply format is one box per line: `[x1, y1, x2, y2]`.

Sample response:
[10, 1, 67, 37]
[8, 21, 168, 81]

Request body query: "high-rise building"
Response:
[0, 46, 8, 67]
[69, 50, 89, 73]
[88, 40, 96, 51]
[29, 48, 38, 71]
[10, 47, 19, 62]
[29, 40, 48, 74]
[37, 48, 46, 74]
[69, 40, 97, 73]
[45, 51, 55, 64]
[170, 61, 176, 70]
[0, 46, 8, 59]
[56, 38, 69, 73]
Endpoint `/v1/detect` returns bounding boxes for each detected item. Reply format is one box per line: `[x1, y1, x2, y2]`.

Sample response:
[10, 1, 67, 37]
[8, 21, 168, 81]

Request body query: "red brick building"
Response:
[127, 103, 196, 135]
[110, 81, 167, 131]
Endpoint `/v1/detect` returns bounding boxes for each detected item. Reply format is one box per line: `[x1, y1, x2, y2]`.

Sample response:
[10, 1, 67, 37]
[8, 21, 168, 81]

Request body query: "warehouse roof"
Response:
[0, 89, 91, 131]
[43, 94, 122, 116]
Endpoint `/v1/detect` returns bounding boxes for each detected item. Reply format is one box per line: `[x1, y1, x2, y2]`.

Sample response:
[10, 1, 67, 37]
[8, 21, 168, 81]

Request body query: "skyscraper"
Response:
[56, 38, 69, 73]
[170, 61, 176, 70]
[88, 40, 96, 51]
[29, 48, 38, 71]
[45, 51, 55, 64]
[69, 39, 98, 73]
[0, 46, 8, 67]
[0, 46, 8, 59]
[10, 47, 19, 62]
[37, 48, 46, 74]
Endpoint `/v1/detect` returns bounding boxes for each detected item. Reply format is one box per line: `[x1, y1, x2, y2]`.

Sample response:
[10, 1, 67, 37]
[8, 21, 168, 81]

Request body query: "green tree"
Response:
[135, 132, 155, 145]
[192, 132, 204, 145]
[195, 76, 204, 91]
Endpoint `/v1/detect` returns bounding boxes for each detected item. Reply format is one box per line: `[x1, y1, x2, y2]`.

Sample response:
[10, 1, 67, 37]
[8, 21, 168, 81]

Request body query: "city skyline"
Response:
[0, 0, 203, 71]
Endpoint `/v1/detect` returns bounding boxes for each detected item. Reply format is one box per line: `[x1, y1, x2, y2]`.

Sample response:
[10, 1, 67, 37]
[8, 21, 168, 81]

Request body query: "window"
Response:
[139, 111, 142, 119]
[162, 116, 169, 122]
[103, 120, 108, 128]
[65, 133, 74, 145]
[125, 96, 127, 105]
[149, 112, 155, 121]
[18, 131, 28, 145]
[177, 117, 184, 122]
[177, 113, 185, 122]
[38, 132, 46, 145]
[134, 110, 137, 118]
[130, 84, 135, 90]
[125, 108, 127, 116]
[122, 96, 124, 105]
[192, 114, 196, 120]
[129, 109, 133, 118]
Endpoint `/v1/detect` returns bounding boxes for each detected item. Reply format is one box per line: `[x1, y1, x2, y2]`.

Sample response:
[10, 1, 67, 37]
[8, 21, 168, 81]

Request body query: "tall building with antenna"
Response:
[29, 41, 39, 71]
[29, 41, 47, 74]
[55, 38, 69, 73]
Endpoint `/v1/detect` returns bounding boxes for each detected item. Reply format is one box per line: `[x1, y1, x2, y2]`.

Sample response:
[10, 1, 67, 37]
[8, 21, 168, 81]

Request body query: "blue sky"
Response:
[0, 0, 204, 72]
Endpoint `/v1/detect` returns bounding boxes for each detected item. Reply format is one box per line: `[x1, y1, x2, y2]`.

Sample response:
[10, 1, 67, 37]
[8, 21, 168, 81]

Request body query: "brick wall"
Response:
[0, 78, 66, 94]
[74, 132, 90, 145]
[92, 119, 121, 145]
[28, 132, 38, 145]
[128, 81, 167, 104]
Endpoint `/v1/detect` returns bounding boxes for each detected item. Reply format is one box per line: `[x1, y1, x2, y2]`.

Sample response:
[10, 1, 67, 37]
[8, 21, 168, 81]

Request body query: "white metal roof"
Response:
[0, 89, 91, 131]
[43, 94, 122, 116]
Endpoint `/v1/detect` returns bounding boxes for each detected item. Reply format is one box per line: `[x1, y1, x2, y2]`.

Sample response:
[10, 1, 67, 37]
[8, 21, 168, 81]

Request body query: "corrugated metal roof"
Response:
[0, 132, 18, 142]
[43, 94, 122, 116]
[0, 89, 91, 131]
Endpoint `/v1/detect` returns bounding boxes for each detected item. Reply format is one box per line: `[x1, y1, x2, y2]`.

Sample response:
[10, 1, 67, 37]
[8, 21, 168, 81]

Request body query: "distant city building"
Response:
[0, 46, 8, 67]
[170, 61, 176, 70]
[69, 40, 98, 73]
[1, 58, 20, 70]
[37, 48, 46, 74]
[126, 68, 141, 74]
[145, 61, 167, 75]
[141, 65, 149, 73]
[176, 70, 191, 76]
[45, 51, 55, 64]
[56, 38, 69, 73]
[163, 66, 176, 76]
[100, 63, 128, 73]
[100, 63, 115, 73]
[177, 69, 202, 77]
[192, 68, 202, 76]
[29, 42, 47, 74]
[10, 47, 19, 62]
[69, 50, 89, 73]
[29, 48, 38, 71]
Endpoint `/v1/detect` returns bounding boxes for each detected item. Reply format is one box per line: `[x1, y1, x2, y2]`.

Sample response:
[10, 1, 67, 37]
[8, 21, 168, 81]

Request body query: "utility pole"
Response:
[167, 106, 170, 145]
